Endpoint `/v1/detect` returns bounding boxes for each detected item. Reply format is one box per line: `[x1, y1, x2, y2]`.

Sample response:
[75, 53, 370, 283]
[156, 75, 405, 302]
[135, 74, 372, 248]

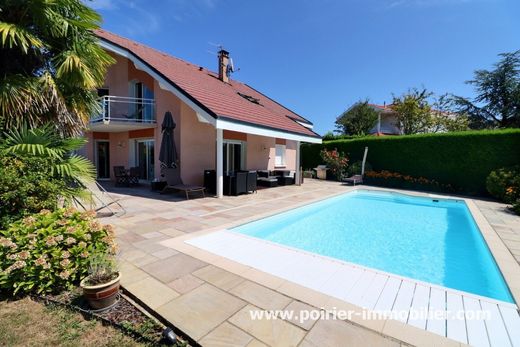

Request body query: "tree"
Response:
[451, 50, 520, 129]
[335, 100, 378, 135]
[390, 89, 434, 135]
[0, 0, 115, 136]
[430, 94, 470, 133]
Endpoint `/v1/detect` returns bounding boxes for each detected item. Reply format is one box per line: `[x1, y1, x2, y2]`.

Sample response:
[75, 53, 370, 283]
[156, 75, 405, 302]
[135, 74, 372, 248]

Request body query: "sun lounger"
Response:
[161, 168, 205, 199]
[343, 174, 363, 185]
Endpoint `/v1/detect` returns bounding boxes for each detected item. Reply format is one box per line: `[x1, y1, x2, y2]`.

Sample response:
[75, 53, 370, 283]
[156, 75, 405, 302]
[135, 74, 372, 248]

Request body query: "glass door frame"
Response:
[135, 139, 155, 181]
[222, 140, 246, 174]
[94, 140, 110, 180]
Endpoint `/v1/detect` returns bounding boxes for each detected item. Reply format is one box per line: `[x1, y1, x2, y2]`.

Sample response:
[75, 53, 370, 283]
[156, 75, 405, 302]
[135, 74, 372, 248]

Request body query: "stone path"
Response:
[99, 180, 520, 347]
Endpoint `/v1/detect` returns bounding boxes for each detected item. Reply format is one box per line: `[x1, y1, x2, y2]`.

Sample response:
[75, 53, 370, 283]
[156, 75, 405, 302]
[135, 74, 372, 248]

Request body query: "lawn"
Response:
[0, 297, 148, 347]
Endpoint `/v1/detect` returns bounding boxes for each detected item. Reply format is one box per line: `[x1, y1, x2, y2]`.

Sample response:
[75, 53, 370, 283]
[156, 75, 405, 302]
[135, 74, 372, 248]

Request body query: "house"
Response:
[367, 103, 458, 135]
[84, 30, 321, 197]
[368, 104, 401, 135]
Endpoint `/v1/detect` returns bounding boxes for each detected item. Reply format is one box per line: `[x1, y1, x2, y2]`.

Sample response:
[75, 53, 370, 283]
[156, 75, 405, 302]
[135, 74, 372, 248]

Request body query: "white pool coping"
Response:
[185, 229, 520, 347]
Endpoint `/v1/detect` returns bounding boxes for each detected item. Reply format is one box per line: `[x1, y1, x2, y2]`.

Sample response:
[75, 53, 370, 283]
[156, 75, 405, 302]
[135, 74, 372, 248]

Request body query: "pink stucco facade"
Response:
[84, 55, 298, 186]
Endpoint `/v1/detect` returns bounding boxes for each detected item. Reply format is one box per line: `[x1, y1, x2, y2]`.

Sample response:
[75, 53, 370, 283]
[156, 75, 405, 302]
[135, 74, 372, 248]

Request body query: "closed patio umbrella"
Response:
[159, 111, 178, 169]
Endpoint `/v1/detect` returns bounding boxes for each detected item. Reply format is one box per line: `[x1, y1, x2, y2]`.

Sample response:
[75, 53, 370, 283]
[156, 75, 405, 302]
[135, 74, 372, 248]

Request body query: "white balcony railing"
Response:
[91, 96, 156, 124]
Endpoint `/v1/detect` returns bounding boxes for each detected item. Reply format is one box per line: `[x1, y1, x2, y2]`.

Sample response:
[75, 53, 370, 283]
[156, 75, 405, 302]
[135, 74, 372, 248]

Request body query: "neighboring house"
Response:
[368, 104, 401, 135]
[367, 104, 457, 135]
[84, 30, 321, 197]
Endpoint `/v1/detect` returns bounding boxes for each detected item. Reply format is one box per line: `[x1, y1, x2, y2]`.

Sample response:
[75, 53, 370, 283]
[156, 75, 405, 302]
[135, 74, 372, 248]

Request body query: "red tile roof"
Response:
[94, 30, 319, 138]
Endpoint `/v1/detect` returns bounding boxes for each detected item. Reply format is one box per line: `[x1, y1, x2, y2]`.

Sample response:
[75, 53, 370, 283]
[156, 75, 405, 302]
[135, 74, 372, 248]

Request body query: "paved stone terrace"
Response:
[98, 180, 520, 347]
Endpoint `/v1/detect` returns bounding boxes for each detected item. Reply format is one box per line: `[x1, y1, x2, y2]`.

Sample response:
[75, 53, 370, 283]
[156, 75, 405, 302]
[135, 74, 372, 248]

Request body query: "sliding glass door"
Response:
[95, 140, 110, 179]
[223, 141, 245, 174]
[136, 139, 155, 180]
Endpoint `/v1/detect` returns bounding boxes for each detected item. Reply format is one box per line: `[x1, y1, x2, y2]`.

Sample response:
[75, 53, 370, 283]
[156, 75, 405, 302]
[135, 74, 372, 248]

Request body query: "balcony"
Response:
[89, 96, 156, 132]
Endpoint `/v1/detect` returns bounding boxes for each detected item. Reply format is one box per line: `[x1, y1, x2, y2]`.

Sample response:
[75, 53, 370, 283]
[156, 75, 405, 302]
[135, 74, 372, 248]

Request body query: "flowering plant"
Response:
[320, 148, 349, 180]
[0, 208, 117, 294]
[365, 170, 453, 192]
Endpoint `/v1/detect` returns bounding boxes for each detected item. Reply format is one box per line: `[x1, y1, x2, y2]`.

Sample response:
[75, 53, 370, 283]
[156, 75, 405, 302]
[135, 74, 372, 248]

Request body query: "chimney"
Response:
[218, 49, 229, 83]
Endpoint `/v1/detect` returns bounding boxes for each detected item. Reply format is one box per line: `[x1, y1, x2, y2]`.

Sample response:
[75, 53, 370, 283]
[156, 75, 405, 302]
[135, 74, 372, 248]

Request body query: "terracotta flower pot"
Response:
[80, 272, 121, 310]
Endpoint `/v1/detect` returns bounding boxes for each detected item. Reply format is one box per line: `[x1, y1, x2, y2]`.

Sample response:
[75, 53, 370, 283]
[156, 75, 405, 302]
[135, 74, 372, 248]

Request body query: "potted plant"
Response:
[80, 252, 121, 310]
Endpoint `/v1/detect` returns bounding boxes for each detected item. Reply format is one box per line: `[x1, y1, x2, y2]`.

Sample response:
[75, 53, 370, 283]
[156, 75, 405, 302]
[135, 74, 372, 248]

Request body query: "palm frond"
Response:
[0, 22, 45, 53]
[52, 154, 96, 182]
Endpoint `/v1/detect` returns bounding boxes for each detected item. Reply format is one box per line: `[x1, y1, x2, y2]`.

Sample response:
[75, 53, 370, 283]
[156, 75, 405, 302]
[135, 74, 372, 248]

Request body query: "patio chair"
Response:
[161, 167, 205, 200]
[246, 171, 257, 193]
[343, 146, 368, 186]
[113, 166, 130, 186]
[128, 167, 140, 185]
[343, 174, 363, 185]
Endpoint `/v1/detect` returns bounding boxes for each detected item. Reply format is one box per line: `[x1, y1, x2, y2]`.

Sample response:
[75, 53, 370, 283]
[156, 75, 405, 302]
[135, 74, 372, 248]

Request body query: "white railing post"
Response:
[107, 96, 111, 122]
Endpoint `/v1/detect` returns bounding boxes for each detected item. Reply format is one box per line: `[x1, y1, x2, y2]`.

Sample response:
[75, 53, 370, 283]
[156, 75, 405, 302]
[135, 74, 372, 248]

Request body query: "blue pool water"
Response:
[232, 190, 513, 303]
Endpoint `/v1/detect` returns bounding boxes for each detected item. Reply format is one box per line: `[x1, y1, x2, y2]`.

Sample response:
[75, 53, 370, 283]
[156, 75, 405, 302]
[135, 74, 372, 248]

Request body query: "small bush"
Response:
[0, 208, 116, 294]
[0, 156, 68, 229]
[347, 161, 372, 176]
[512, 200, 520, 215]
[486, 166, 520, 203]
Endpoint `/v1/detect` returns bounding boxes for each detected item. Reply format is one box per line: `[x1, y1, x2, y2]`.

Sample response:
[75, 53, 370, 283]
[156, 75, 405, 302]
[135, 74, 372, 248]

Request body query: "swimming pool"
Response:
[232, 190, 513, 303]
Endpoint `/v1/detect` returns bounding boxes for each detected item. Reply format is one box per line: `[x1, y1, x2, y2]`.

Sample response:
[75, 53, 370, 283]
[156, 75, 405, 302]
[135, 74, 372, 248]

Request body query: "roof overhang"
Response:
[216, 117, 322, 144]
[97, 37, 321, 144]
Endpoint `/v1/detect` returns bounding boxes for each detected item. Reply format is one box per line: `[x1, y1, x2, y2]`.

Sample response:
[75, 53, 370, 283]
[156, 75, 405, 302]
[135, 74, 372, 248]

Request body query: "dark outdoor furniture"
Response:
[258, 177, 278, 187]
[113, 166, 130, 186]
[224, 171, 248, 196]
[161, 167, 205, 199]
[343, 174, 363, 185]
[273, 170, 295, 186]
[151, 181, 167, 191]
[256, 170, 294, 187]
[128, 167, 140, 185]
[204, 169, 216, 195]
[246, 171, 257, 193]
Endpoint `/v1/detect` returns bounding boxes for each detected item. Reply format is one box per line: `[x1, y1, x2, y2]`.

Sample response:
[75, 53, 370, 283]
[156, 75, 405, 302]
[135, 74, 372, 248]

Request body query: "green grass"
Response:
[0, 297, 149, 347]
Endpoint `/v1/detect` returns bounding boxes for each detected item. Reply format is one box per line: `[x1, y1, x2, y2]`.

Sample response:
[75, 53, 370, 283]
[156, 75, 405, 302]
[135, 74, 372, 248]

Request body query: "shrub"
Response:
[486, 166, 520, 203]
[365, 170, 454, 193]
[347, 161, 372, 177]
[320, 148, 348, 180]
[0, 125, 96, 229]
[0, 156, 67, 229]
[302, 129, 520, 195]
[512, 201, 520, 215]
[0, 208, 116, 294]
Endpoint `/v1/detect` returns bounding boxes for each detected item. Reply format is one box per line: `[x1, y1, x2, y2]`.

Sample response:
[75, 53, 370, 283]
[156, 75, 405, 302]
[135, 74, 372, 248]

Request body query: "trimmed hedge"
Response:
[302, 129, 520, 195]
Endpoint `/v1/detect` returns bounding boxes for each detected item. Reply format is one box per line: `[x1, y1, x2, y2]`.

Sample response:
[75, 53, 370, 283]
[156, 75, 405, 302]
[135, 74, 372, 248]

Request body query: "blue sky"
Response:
[89, 0, 520, 135]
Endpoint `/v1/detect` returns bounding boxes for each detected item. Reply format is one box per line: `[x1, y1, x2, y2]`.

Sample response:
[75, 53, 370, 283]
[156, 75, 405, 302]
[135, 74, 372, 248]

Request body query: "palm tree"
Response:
[0, 0, 115, 136]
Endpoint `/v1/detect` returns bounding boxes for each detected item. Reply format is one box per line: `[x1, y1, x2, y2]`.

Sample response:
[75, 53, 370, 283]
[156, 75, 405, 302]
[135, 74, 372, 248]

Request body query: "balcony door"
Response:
[95, 140, 110, 179]
[131, 81, 154, 121]
[136, 139, 155, 181]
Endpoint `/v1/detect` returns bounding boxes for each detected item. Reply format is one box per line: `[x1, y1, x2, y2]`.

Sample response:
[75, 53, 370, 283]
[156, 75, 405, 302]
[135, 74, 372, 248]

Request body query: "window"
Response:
[275, 144, 286, 167]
